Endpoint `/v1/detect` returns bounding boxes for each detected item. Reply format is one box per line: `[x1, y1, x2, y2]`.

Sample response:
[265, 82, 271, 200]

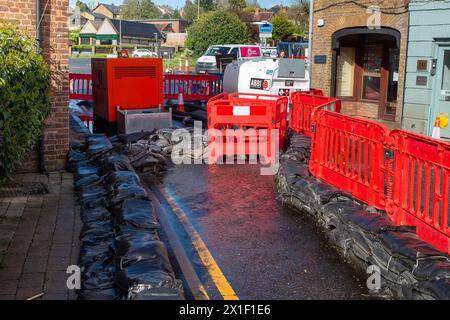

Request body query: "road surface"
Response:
[153, 164, 370, 300]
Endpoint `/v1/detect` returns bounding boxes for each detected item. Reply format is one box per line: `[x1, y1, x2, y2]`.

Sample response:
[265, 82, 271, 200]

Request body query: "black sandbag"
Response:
[86, 135, 113, 156]
[115, 232, 160, 257]
[108, 182, 148, 206]
[279, 159, 310, 186]
[78, 288, 122, 300]
[101, 154, 134, 172]
[377, 231, 446, 269]
[103, 170, 141, 187]
[76, 164, 99, 180]
[80, 207, 112, 224]
[74, 174, 101, 192]
[114, 260, 177, 292]
[127, 284, 184, 300]
[82, 265, 116, 289]
[79, 241, 115, 266]
[67, 149, 89, 172]
[118, 241, 172, 268]
[78, 186, 107, 207]
[117, 131, 153, 144]
[115, 198, 159, 230]
[80, 222, 114, 245]
[413, 278, 450, 300]
[411, 258, 450, 281]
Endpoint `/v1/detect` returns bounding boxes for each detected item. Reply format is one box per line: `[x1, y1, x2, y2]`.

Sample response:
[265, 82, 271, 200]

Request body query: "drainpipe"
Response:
[308, 0, 314, 80]
[36, 0, 46, 174]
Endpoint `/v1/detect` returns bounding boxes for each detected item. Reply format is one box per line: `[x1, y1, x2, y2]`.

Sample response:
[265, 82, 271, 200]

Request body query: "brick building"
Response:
[0, 0, 69, 171]
[311, 0, 409, 127]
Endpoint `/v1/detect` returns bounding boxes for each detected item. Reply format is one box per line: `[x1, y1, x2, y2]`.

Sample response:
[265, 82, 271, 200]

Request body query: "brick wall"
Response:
[0, 0, 70, 172]
[311, 0, 409, 125]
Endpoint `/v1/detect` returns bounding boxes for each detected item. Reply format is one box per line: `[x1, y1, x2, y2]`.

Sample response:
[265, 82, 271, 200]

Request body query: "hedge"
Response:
[0, 24, 50, 178]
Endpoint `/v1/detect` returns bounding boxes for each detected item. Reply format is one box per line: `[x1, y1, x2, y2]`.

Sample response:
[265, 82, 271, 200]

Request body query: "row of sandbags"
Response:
[68, 133, 184, 300]
[276, 131, 450, 300]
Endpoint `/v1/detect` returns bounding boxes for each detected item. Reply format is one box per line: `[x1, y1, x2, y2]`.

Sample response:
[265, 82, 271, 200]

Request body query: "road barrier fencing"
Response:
[207, 93, 288, 165]
[163, 74, 222, 102]
[69, 73, 93, 100]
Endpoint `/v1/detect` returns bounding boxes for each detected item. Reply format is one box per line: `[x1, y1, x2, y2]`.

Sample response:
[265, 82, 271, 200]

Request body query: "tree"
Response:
[121, 0, 141, 20]
[75, 0, 90, 12]
[229, 0, 246, 11]
[182, 0, 202, 23]
[140, 0, 160, 19]
[186, 10, 250, 56]
[287, 0, 309, 29]
[271, 13, 296, 41]
[0, 24, 50, 178]
[122, 0, 160, 20]
[196, 0, 215, 12]
[172, 8, 181, 19]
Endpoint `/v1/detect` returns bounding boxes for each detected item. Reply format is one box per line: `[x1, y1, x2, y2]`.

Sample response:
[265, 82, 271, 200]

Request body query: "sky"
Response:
[68, 0, 300, 10]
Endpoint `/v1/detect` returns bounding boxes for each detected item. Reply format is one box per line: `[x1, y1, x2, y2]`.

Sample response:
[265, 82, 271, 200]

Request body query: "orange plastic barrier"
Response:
[207, 93, 288, 164]
[309, 110, 391, 210]
[163, 74, 222, 102]
[289, 93, 341, 136]
[69, 73, 92, 100]
[386, 130, 450, 253]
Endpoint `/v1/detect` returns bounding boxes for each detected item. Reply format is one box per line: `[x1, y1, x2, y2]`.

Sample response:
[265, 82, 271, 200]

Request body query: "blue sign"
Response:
[259, 23, 273, 33]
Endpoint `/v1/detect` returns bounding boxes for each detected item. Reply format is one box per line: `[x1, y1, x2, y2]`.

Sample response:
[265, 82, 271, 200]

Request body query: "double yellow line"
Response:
[157, 184, 239, 300]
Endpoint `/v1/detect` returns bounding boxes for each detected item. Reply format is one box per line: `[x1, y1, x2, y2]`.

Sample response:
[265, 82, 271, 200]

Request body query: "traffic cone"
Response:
[178, 60, 183, 71]
[177, 93, 185, 112]
[185, 59, 190, 72]
[432, 116, 441, 139]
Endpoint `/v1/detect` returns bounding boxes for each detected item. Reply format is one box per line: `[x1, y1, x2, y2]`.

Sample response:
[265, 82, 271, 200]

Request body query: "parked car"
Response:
[261, 47, 278, 58]
[132, 48, 158, 58]
[196, 44, 263, 74]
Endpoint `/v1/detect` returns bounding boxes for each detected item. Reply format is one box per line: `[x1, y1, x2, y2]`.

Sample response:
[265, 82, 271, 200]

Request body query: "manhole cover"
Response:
[0, 182, 49, 198]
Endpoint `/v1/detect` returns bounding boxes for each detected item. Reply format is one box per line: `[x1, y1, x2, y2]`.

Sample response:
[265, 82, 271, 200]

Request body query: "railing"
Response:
[290, 92, 341, 136]
[69, 73, 92, 100]
[163, 74, 222, 102]
[294, 92, 450, 253]
[309, 110, 390, 210]
[69, 73, 223, 103]
[386, 130, 450, 253]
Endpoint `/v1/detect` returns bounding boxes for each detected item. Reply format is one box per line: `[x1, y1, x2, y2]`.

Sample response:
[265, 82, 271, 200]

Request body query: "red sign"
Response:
[240, 47, 262, 58]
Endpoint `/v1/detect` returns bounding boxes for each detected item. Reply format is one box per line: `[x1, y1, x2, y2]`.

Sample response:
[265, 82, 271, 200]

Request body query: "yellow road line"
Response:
[157, 183, 239, 300]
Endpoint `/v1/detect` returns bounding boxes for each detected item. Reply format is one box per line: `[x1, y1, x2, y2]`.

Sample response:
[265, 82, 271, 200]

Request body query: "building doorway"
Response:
[431, 45, 450, 139]
[332, 28, 401, 122]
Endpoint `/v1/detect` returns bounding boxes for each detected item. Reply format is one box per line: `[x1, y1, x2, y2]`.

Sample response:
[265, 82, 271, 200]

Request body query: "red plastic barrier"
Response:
[309, 110, 391, 210]
[79, 115, 94, 133]
[386, 131, 450, 253]
[164, 74, 222, 102]
[207, 93, 288, 164]
[69, 73, 92, 100]
[289, 93, 341, 136]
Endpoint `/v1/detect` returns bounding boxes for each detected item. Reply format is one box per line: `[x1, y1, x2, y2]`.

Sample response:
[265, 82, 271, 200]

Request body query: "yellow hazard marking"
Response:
[157, 184, 239, 300]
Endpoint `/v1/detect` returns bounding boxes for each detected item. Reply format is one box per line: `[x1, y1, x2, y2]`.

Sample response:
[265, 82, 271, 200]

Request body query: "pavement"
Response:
[0, 172, 81, 300]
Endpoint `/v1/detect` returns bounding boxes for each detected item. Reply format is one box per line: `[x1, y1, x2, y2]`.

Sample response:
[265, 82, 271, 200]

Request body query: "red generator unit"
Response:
[91, 58, 164, 136]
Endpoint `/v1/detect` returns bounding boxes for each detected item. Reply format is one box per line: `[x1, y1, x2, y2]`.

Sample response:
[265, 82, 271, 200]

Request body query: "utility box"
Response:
[91, 58, 164, 136]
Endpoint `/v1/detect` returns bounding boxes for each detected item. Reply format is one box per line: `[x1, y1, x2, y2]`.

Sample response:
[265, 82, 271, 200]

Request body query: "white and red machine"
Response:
[222, 58, 310, 98]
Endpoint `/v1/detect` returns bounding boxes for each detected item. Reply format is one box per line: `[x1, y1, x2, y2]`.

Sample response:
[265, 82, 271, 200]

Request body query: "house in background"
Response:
[402, 1, 450, 140]
[92, 3, 121, 19]
[68, 7, 107, 30]
[78, 18, 164, 47]
[138, 19, 189, 33]
[241, 8, 274, 42]
[311, 0, 409, 128]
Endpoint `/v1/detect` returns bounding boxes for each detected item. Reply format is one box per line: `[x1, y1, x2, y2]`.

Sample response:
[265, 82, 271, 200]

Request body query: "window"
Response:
[80, 37, 90, 45]
[336, 47, 355, 97]
[229, 47, 239, 58]
[361, 44, 382, 100]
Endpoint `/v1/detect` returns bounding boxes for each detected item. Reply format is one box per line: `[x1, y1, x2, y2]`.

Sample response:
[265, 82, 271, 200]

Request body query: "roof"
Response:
[240, 11, 273, 23]
[93, 3, 121, 15]
[109, 19, 164, 40]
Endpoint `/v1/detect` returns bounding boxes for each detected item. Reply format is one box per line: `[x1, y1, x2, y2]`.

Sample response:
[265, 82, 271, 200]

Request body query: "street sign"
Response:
[259, 23, 273, 33]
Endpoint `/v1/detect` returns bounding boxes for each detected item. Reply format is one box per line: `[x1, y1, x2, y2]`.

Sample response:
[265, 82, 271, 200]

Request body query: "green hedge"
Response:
[0, 24, 50, 179]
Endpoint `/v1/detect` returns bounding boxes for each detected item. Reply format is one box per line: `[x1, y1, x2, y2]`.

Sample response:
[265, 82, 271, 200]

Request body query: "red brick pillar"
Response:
[0, 0, 70, 172]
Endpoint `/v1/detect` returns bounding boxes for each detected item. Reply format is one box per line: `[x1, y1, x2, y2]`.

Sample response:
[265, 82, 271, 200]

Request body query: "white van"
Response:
[195, 44, 263, 74]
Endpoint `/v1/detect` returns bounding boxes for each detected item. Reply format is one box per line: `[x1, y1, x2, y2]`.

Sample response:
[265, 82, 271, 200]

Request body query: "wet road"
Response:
[160, 164, 370, 300]
[70, 58, 91, 74]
